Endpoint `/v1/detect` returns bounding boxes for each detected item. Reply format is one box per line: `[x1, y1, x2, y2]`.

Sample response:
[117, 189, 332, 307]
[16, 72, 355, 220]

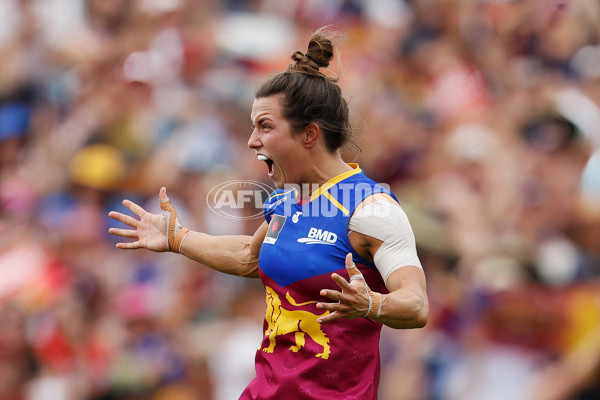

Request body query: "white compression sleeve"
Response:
[348, 200, 422, 284]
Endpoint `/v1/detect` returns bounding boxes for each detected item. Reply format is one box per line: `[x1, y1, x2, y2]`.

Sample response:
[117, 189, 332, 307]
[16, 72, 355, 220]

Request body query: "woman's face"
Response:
[248, 95, 305, 188]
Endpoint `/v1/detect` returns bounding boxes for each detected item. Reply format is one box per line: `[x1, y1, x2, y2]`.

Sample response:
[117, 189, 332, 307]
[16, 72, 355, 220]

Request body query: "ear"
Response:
[303, 123, 320, 149]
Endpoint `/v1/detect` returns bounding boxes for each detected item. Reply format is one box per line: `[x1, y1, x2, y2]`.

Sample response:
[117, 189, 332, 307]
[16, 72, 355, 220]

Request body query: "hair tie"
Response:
[305, 53, 319, 68]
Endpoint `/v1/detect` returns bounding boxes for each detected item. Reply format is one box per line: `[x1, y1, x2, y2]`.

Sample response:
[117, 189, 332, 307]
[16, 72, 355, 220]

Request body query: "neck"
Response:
[298, 151, 352, 198]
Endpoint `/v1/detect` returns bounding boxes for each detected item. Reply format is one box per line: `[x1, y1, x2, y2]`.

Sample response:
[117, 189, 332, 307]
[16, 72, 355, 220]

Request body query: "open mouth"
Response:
[257, 155, 274, 176]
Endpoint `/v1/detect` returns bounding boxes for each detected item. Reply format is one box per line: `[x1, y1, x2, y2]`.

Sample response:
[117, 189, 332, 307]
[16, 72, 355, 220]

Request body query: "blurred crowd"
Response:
[1, 0, 600, 399]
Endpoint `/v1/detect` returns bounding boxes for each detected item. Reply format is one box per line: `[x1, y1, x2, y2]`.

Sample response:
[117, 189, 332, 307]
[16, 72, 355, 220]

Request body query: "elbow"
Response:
[238, 254, 260, 278]
[238, 261, 260, 278]
[396, 288, 428, 329]
[404, 295, 428, 329]
[389, 294, 429, 330]
[240, 267, 260, 279]
[413, 301, 429, 328]
[416, 292, 430, 328]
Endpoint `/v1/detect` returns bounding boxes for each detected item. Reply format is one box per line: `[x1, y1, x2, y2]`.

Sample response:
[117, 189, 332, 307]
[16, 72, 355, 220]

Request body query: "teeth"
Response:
[257, 155, 269, 161]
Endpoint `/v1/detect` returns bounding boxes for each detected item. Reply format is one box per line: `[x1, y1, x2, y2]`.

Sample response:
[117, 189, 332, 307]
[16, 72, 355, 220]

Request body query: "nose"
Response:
[247, 128, 261, 150]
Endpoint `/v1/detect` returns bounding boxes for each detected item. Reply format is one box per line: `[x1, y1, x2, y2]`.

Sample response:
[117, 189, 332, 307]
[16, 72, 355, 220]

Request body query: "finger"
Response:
[115, 241, 142, 250]
[345, 253, 363, 281]
[159, 188, 175, 214]
[123, 199, 146, 218]
[316, 301, 351, 313]
[108, 227, 138, 238]
[108, 211, 139, 228]
[319, 288, 348, 302]
[331, 272, 354, 292]
[159, 187, 168, 202]
[345, 252, 354, 267]
[317, 311, 345, 324]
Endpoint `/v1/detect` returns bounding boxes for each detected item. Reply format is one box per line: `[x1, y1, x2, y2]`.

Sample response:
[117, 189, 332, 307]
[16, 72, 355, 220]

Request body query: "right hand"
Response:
[108, 187, 170, 252]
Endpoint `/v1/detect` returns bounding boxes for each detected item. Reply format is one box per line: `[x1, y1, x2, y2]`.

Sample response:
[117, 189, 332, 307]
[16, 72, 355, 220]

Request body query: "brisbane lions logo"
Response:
[261, 286, 331, 359]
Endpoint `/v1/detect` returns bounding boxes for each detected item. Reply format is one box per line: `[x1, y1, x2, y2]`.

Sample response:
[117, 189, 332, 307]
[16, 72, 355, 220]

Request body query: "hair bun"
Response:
[287, 27, 337, 80]
[305, 30, 334, 68]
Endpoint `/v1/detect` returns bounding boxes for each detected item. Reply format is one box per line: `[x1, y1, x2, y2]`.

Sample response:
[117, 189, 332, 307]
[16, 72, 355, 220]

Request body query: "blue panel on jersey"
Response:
[258, 167, 395, 288]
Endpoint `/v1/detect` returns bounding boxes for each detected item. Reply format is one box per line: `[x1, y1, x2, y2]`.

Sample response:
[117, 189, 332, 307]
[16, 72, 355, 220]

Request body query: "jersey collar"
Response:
[309, 163, 362, 201]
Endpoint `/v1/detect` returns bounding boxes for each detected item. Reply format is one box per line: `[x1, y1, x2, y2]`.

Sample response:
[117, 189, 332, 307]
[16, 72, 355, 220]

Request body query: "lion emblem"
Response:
[261, 286, 331, 359]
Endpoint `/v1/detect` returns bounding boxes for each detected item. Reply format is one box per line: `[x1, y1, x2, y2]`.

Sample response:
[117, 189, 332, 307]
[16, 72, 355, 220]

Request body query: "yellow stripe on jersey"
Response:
[267, 188, 296, 202]
[324, 191, 350, 216]
[310, 163, 362, 201]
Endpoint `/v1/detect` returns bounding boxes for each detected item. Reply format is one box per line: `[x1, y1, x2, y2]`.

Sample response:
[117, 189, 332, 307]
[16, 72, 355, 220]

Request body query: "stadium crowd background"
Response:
[1, 0, 600, 399]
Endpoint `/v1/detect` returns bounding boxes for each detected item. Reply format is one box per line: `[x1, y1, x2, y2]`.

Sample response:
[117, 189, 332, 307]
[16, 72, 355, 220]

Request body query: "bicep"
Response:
[385, 265, 429, 328]
[250, 221, 268, 259]
[349, 195, 422, 287]
[385, 265, 427, 295]
[226, 222, 267, 279]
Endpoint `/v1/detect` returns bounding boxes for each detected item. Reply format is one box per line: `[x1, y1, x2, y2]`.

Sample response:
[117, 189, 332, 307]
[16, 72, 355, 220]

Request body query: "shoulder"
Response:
[353, 192, 399, 216]
[344, 169, 398, 206]
[349, 193, 414, 242]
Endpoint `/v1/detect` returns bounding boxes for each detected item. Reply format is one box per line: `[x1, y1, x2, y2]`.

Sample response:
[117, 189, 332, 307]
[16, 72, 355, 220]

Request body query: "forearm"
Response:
[179, 232, 260, 278]
[376, 288, 428, 329]
[317, 257, 429, 328]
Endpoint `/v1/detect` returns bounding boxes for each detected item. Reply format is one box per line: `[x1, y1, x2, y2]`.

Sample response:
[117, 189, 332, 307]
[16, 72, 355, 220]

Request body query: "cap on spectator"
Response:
[69, 144, 126, 191]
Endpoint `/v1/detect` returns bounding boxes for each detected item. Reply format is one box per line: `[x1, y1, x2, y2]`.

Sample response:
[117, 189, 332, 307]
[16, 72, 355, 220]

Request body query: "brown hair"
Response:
[255, 27, 352, 153]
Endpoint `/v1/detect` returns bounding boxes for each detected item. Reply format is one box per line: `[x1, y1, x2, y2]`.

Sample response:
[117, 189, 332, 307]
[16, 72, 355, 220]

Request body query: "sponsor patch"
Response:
[264, 215, 286, 244]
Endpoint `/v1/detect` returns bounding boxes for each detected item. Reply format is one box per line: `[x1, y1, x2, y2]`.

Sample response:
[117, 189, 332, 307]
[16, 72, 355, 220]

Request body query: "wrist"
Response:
[365, 292, 383, 320]
[173, 228, 191, 254]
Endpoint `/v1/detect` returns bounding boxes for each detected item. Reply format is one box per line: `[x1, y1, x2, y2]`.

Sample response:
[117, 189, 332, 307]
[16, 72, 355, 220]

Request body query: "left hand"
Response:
[316, 253, 381, 323]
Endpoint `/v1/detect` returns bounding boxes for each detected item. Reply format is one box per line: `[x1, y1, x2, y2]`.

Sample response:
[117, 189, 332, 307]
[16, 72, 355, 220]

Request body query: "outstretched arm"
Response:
[176, 226, 266, 278]
[108, 187, 266, 278]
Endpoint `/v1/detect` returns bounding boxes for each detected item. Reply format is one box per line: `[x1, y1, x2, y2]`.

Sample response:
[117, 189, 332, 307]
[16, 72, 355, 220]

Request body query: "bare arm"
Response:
[364, 251, 428, 329]
[316, 194, 428, 329]
[178, 224, 266, 278]
[317, 252, 428, 329]
[108, 187, 266, 278]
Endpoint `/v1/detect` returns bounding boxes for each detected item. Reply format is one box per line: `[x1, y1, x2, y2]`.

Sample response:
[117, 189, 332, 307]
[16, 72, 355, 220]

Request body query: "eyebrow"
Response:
[251, 117, 271, 128]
